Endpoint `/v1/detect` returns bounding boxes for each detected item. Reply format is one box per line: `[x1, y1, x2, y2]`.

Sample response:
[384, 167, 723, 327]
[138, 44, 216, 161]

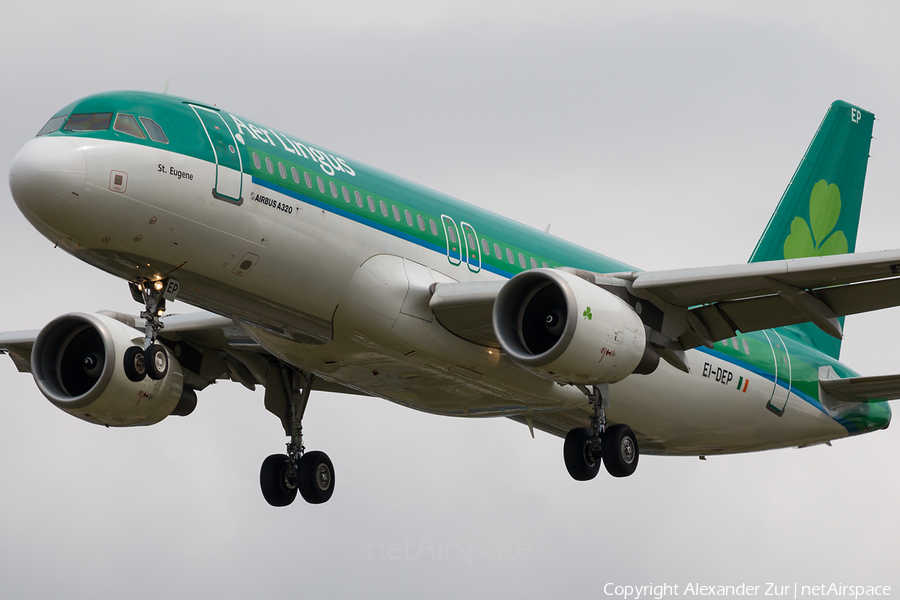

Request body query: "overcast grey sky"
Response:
[2, 1, 900, 598]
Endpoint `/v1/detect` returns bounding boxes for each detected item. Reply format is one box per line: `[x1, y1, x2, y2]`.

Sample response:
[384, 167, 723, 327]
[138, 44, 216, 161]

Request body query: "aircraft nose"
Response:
[8, 137, 86, 226]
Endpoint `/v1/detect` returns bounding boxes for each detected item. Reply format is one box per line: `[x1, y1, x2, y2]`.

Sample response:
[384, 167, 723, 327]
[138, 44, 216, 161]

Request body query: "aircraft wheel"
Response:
[563, 427, 601, 481]
[603, 424, 639, 478]
[298, 451, 335, 504]
[123, 346, 146, 382]
[146, 343, 168, 380]
[260, 454, 298, 507]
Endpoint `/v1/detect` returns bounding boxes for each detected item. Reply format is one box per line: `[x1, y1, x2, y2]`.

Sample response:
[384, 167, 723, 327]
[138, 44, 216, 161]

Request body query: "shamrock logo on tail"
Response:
[583, 307, 593, 320]
[783, 180, 848, 259]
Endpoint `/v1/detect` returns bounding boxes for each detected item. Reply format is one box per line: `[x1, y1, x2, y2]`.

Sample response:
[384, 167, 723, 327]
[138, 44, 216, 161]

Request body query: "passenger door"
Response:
[190, 105, 243, 203]
[763, 330, 792, 415]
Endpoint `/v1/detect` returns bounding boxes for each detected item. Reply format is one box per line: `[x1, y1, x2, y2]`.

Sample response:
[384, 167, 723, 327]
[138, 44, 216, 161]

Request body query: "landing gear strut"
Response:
[259, 367, 334, 507]
[563, 384, 639, 480]
[123, 278, 179, 382]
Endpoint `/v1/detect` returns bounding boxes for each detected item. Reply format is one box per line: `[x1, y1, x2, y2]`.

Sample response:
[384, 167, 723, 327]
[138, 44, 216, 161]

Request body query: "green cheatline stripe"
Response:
[737, 376, 744, 390]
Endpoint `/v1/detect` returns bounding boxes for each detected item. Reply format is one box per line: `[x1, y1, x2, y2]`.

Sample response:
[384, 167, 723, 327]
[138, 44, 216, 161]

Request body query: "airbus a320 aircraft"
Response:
[2, 92, 898, 506]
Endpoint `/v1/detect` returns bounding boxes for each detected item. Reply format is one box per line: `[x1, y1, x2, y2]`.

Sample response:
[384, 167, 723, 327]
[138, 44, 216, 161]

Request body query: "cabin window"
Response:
[342, 186, 350, 202]
[36, 115, 68, 136]
[380, 200, 388, 217]
[304, 172, 312, 188]
[355, 191, 363, 207]
[429, 219, 438, 235]
[518, 253, 526, 269]
[291, 167, 300, 184]
[494, 243, 501, 259]
[405, 210, 413, 227]
[467, 233, 476, 251]
[417, 214, 425, 231]
[448, 227, 458, 244]
[139, 117, 168, 143]
[530, 257, 538, 269]
[113, 114, 145, 139]
[392, 205, 401, 222]
[64, 113, 112, 132]
[506, 248, 514, 264]
[542, 262, 549, 268]
[481, 239, 490, 255]
[278, 162, 287, 179]
[317, 177, 325, 194]
[742, 339, 750, 355]
[732, 338, 739, 350]
[265, 157, 274, 174]
[329, 181, 338, 198]
[368, 196, 376, 212]
[252, 152, 261, 169]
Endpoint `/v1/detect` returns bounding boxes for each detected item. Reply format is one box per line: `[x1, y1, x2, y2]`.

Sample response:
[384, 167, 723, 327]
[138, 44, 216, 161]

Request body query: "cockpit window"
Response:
[63, 113, 112, 131]
[113, 114, 146, 139]
[139, 117, 168, 144]
[36, 115, 68, 136]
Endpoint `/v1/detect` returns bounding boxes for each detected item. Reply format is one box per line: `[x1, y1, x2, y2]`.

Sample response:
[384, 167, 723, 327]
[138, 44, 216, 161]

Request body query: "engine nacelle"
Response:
[493, 269, 653, 384]
[31, 312, 185, 427]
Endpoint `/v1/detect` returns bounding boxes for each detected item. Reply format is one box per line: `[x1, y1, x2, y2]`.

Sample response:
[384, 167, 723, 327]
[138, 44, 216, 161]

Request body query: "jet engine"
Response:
[31, 312, 190, 426]
[492, 269, 656, 384]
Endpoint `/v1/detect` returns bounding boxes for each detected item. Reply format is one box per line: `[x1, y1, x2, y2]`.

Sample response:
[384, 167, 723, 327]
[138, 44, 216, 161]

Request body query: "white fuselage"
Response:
[10, 135, 854, 455]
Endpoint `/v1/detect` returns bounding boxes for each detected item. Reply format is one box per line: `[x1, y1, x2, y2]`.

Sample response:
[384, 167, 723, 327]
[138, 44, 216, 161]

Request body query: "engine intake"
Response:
[32, 312, 186, 426]
[493, 269, 653, 384]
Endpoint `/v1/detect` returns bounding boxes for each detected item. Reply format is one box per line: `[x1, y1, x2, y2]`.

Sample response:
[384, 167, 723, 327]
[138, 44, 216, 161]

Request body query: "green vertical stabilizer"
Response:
[749, 101, 874, 359]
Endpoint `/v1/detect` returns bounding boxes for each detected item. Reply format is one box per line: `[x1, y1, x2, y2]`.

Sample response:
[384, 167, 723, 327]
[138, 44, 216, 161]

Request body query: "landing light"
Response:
[156, 309, 164, 317]
[153, 280, 164, 291]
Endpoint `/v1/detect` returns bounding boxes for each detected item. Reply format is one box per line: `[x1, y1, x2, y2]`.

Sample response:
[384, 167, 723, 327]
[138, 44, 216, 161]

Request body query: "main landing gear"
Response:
[563, 384, 639, 480]
[123, 278, 179, 383]
[259, 368, 335, 507]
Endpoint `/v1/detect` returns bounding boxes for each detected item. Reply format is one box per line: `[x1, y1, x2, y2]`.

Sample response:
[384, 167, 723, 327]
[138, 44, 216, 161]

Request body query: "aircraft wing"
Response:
[0, 330, 40, 373]
[429, 248, 900, 359]
[612, 247, 900, 350]
[0, 310, 366, 398]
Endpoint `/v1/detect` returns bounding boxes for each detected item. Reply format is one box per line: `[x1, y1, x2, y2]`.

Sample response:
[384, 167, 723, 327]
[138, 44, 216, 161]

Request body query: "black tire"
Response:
[603, 424, 639, 478]
[260, 454, 297, 507]
[146, 343, 168, 380]
[298, 451, 335, 504]
[563, 427, 601, 481]
[123, 346, 146, 382]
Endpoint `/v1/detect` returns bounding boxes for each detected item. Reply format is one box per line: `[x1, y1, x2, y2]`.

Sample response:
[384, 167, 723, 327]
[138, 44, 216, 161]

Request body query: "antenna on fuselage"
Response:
[162, 79, 170, 94]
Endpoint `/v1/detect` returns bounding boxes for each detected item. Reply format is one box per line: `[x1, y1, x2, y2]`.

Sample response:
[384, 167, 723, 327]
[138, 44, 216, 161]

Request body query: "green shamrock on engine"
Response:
[583, 307, 592, 320]
[783, 179, 848, 259]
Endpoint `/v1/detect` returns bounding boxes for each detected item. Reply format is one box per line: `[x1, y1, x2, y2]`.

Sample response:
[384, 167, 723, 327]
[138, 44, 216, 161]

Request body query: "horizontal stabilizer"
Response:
[819, 373, 900, 403]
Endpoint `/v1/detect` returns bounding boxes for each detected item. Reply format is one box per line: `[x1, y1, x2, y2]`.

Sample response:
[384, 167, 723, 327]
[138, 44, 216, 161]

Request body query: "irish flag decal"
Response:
[736, 376, 749, 393]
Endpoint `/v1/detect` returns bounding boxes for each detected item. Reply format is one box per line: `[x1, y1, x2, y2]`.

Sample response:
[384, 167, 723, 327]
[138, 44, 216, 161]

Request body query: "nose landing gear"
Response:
[123, 278, 179, 382]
